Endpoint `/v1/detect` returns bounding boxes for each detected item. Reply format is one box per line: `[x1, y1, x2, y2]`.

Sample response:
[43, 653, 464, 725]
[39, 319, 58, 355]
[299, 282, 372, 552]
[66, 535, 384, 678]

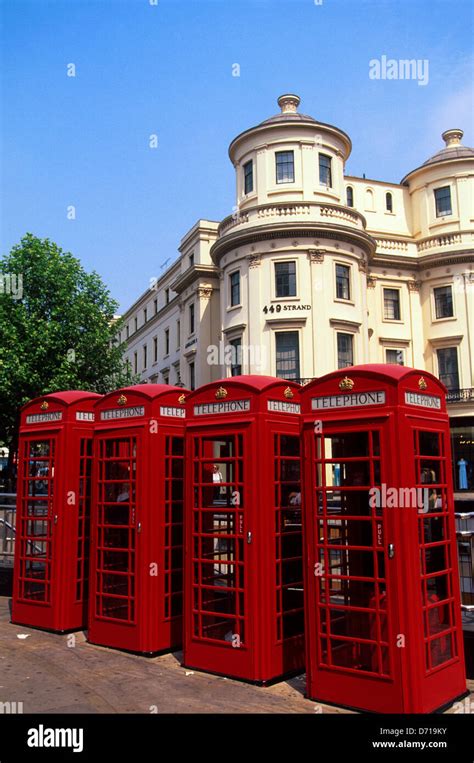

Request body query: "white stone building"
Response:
[120, 94, 474, 493]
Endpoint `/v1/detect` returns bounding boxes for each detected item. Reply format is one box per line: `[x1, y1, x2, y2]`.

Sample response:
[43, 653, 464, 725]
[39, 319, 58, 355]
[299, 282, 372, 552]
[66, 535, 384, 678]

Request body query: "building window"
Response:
[133, 352, 138, 374]
[230, 271, 240, 307]
[229, 338, 242, 376]
[153, 336, 158, 363]
[434, 285, 454, 319]
[365, 188, 374, 211]
[165, 288, 170, 304]
[189, 362, 195, 391]
[319, 153, 332, 187]
[383, 288, 401, 320]
[243, 160, 253, 194]
[154, 298, 158, 314]
[275, 151, 295, 184]
[434, 186, 452, 217]
[143, 344, 147, 370]
[346, 186, 354, 207]
[437, 347, 459, 390]
[134, 317, 138, 333]
[189, 303, 195, 334]
[337, 333, 353, 368]
[126, 325, 130, 340]
[176, 320, 180, 349]
[189, 253, 194, 268]
[144, 308, 148, 323]
[386, 349, 404, 365]
[165, 328, 170, 356]
[335, 264, 351, 301]
[275, 332, 300, 380]
[385, 192, 393, 212]
[163, 373, 169, 385]
[275, 261, 296, 298]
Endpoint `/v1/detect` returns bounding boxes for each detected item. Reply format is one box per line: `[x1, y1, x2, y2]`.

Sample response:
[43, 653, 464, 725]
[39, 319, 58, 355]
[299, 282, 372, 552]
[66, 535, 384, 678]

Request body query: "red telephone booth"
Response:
[301, 365, 467, 713]
[183, 376, 304, 684]
[12, 390, 100, 632]
[88, 385, 188, 654]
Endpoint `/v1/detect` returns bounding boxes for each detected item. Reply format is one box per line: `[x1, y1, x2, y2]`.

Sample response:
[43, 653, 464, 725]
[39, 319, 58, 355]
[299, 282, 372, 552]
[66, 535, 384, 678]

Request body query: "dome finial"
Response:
[442, 128, 463, 147]
[277, 94, 300, 114]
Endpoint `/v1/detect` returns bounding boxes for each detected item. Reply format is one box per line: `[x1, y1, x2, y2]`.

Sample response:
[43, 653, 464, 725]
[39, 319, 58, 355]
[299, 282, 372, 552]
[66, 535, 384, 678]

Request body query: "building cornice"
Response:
[210, 224, 377, 263]
[170, 264, 220, 294]
[370, 251, 474, 271]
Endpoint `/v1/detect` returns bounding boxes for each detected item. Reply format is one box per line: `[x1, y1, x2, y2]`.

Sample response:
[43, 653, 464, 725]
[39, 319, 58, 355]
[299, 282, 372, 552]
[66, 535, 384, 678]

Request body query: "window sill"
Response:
[334, 297, 355, 306]
[226, 304, 242, 313]
[432, 316, 457, 324]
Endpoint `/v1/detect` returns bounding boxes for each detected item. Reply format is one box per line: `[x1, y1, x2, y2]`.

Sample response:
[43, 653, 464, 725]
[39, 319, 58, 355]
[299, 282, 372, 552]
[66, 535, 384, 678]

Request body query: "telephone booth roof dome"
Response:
[186, 375, 301, 398]
[303, 364, 447, 391]
[21, 389, 101, 411]
[97, 383, 186, 405]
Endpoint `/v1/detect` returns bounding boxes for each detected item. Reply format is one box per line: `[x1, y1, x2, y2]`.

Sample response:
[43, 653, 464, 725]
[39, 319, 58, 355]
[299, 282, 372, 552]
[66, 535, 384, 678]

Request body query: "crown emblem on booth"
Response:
[40, 401, 49, 410]
[418, 377, 428, 390]
[283, 387, 294, 399]
[339, 376, 354, 391]
[178, 394, 186, 404]
[117, 394, 128, 406]
[215, 386, 228, 399]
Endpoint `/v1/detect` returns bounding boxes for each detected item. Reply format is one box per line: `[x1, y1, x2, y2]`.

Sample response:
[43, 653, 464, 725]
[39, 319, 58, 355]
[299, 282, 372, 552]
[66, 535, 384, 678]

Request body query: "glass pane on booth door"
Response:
[414, 429, 459, 671]
[192, 434, 246, 647]
[95, 436, 138, 623]
[18, 438, 56, 603]
[314, 430, 393, 677]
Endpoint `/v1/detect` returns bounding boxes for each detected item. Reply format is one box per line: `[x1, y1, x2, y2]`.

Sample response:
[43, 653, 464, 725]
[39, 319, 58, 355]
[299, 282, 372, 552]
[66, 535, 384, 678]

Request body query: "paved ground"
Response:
[0, 597, 472, 714]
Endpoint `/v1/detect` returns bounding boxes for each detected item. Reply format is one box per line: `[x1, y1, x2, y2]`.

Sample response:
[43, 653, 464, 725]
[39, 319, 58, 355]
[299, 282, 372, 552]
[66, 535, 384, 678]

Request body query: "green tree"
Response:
[0, 234, 136, 482]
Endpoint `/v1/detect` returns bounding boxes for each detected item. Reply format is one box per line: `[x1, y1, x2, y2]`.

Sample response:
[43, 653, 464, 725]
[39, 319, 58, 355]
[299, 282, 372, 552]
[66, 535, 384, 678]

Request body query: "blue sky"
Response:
[1, 0, 473, 312]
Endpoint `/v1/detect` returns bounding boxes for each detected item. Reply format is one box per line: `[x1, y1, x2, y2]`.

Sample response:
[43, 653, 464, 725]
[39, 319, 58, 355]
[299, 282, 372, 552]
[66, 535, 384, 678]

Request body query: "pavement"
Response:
[0, 597, 472, 714]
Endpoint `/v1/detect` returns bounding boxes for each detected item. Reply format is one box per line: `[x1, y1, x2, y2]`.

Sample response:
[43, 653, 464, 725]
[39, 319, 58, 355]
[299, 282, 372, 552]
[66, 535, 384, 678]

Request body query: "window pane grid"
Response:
[275, 151, 295, 183]
[94, 437, 137, 623]
[191, 435, 247, 647]
[164, 436, 184, 621]
[434, 286, 453, 319]
[336, 265, 350, 300]
[383, 289, 401, 320]
[413, 429, 458, 673]
[313, 430, 392, 678]
[18, 439, 55, 604]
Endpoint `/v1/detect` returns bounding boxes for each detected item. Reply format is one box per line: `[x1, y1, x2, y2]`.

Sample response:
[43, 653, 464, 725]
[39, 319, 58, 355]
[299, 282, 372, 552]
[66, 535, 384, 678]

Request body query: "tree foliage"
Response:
[0, 234, 135, 450]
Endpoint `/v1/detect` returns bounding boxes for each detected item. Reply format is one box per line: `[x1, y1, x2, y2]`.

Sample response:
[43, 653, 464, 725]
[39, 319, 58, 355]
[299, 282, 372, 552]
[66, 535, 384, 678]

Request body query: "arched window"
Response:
[365, 188, 374, 211]
[386, 192, 393, 212]
[346, 186, 354, 207]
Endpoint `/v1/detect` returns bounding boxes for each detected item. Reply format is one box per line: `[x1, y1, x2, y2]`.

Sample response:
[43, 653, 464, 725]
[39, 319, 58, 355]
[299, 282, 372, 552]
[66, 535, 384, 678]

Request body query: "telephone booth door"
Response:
[16, 435, 58, 613]
[399, 414, 467, 711]
[12, 391, 100, 632]
[93, 431, 140, 632]
[187, 425, 254, 679]
[88, 385, 188, 654]
[183, 375, 304, 684]
[302, 365, 467, 713]
[303, 419, 404, 713]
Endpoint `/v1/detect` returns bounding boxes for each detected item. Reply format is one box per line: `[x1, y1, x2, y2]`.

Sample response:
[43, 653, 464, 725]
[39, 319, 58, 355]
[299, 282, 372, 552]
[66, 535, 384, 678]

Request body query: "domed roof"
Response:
[259, 95, 318, 125]
[423, 146, 474, 166]
[401, 129, 473, 183]
[228, 94, 352, 161]
[423, 130, 474, 165]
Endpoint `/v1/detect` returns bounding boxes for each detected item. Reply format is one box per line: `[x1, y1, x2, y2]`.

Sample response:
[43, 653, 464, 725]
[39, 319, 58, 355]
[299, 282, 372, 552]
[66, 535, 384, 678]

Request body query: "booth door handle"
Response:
[137, 522, 142, 534]
[53, 514, 58, 525]
[247, 531, 252, 544]
[388, 543, 395, 559]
